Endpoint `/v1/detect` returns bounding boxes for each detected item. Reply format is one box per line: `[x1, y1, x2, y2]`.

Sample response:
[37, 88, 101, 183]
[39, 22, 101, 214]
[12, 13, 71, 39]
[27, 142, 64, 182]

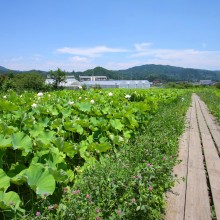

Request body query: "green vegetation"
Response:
[197, 88, 220, 122]
[116, 64, 220, 81]
[48, 68, 67, 89]
[0, 88, 191, 219]
[164, 82, 195, 89]
[0, 68, 68, 92]
[0, 73, 46, 92]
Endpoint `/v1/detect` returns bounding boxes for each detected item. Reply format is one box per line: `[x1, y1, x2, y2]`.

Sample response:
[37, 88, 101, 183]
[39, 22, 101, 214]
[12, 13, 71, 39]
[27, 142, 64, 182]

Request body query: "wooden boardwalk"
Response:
[165, 94, 220, 220]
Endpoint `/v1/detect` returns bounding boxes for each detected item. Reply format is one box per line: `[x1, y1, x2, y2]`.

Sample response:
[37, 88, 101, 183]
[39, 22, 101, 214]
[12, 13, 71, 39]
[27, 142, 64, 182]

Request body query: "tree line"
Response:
[0, 68, 66, 92]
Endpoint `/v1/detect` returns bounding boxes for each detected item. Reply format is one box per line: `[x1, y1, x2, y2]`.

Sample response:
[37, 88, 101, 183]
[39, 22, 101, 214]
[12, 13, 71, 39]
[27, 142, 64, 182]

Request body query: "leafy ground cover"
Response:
[197, 89, 220, 122]
[0, 89, 191, 219]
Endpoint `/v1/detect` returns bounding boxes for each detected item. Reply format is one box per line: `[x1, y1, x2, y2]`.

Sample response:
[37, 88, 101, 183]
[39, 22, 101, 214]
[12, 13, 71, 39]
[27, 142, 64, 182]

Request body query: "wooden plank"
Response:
[184, 96, 211, 220]
[165, 108, 191, 220]
[185, 96, 211, 220]
[194, 95, 220, 220]
[165, 94, 212, 220]
[197, 97, 220, 152]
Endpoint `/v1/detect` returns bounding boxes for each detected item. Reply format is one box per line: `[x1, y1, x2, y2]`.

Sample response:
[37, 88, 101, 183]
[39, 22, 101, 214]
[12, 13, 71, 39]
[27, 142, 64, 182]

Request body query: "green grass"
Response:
[197, 89, 220, 122]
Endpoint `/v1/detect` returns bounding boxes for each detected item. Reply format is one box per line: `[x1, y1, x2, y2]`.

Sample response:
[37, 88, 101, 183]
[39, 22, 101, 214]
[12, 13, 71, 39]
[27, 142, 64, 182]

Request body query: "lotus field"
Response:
[0, 89, 191, 219]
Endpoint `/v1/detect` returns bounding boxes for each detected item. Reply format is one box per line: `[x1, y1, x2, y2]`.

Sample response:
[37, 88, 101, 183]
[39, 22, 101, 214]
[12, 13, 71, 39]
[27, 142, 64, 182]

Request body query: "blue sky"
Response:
[0, 0, 220, 71]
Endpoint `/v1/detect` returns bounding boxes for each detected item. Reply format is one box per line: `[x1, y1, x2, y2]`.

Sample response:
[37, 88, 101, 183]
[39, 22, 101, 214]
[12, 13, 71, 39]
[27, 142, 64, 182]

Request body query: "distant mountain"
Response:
[1, 64, 220, 82]
[0, 66, 47, 76]
[75, 64, 220, 82]
[0, 66, 11, 72]
[116, 64, 220, 81]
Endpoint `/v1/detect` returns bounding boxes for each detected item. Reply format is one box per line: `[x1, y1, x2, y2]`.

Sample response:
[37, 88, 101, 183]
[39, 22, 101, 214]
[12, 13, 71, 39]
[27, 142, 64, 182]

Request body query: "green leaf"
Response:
[90, 117, 99, 126]
[38, 117, 50, 127]
[66, 169, 74, 183]
[0, 150, 5, 168]
[93, 142, 112, 152]
[7, 163, 27, 178]
[64, 122, 83, 134]
[44, 147, 66, 169]
[0, 169, 10, 192]
[79, 141, 89, 160]
[77, 102, 91, 112]
[52, 137, 77, 158]
[11, 132, 32, 155]
[126, 116, 139, 129]
[49, 169, 68, 183]
[29, 123, 43, 137]
[0, 135, 11, 149]
[110, 119, 124, 131]
[0, 191, 23, 210]
[0, 122, 18, 135]
[109, 133, 124, 145]
[25, 164, 56, 196]
[35, 131, 55, 147]
[51, 118, 63, 129]
[136, 206, 141, 211]
[0, 100, 18, 111]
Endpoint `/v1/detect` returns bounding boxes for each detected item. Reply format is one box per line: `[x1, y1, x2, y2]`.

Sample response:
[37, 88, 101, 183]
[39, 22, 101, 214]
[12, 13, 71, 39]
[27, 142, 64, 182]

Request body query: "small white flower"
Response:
[181, 97, 185, 101]
[32, 103, 37, 108]
[48, 94, 51, 97]
[79, 96, 82, 100]
[125, 94, 131, 99]
[90, 99, 95, 104]
[78, 86, 82, 89]
[68, 101, 74, 105]
[108, 92, 113, 97]
[3, 96, 7, 99]
[37, 92, 43, 97]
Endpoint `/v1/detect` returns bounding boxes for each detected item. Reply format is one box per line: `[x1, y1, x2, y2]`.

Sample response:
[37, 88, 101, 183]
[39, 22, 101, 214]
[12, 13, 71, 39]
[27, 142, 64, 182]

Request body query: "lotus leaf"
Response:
[25, 164, 55, 196]
[0, 191, 23, 210]
[0, 169, 10, 191]
[11, 132, 32, 155]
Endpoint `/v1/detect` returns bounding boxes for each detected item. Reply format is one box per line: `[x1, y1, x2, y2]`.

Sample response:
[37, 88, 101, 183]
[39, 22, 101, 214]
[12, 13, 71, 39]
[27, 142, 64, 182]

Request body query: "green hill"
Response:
[116, 64, 220, 81]
[1, 64, 220, 82]
[0, 66, 11, 72]
[74, 64, 220, 81]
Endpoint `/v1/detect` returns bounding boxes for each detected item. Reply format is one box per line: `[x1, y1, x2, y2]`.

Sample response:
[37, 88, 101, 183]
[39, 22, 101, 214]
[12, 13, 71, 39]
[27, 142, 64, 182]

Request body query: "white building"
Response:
[199, 80, 212, 85]
[79, 75, 107, 81]
[82, 80, 150, 89]
[46, 75, 150, 89]
[45, 75, 81, 88]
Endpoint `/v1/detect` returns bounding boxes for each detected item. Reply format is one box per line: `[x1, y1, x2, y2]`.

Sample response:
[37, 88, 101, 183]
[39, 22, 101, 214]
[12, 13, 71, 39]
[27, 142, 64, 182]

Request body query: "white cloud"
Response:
[69, 56, 90, 63]
[104, 61, 142, 70]
[45, 60, 96, 72]
[134, 42, 153, 52]
[57, 46, 128, 57]
[2, 44, 220, 72]
[131, 43, 220, 70]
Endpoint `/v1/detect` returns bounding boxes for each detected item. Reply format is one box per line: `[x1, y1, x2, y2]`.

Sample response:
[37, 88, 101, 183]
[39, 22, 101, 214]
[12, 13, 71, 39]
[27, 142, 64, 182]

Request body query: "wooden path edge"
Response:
[165, 94, 220, 220]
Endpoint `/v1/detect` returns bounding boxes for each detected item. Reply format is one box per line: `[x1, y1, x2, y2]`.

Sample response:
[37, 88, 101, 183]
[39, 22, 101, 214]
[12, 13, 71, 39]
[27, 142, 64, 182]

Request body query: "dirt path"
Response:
[165, 94, 220, 220]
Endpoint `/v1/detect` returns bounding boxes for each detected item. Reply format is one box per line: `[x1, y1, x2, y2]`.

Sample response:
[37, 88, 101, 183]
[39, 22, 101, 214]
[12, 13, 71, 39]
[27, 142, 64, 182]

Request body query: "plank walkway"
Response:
[165, 94, 220, 220]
